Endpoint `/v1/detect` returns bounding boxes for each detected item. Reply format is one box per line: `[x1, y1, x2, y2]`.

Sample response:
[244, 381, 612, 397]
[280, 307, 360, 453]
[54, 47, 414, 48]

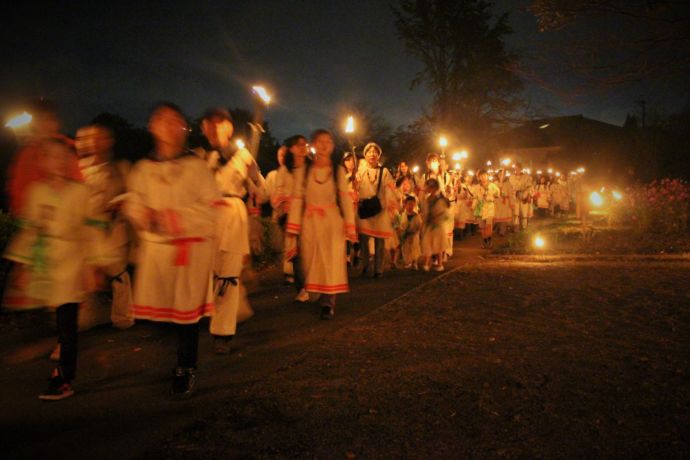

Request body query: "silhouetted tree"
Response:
[392, 0, 524, 149]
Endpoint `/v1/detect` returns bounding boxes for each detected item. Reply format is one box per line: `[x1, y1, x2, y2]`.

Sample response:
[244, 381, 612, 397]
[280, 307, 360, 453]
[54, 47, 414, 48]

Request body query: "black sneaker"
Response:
[320, 306, 334, 320]
[39, 368, 74, 401]
[172, 367, 197, 399]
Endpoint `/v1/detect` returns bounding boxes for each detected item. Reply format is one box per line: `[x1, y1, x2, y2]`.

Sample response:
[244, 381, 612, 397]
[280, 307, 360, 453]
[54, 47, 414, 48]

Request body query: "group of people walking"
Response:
[2, 99, 582, 402]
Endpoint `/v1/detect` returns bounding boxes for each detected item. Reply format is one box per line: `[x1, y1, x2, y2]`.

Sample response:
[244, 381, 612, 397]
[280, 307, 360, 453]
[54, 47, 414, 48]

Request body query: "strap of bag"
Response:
[376, 167, 383, 196]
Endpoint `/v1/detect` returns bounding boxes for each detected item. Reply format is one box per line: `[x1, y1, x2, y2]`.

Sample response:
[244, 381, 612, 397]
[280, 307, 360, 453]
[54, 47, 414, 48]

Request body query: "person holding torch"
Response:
[195, 108, 264, 355]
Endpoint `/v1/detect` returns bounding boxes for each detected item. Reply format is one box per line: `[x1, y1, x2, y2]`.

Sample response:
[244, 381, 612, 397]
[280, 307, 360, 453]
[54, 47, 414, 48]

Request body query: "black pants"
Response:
[56, 303, 79, 381]
[177, 323, 199, 369]
[292, 254, 305, 292]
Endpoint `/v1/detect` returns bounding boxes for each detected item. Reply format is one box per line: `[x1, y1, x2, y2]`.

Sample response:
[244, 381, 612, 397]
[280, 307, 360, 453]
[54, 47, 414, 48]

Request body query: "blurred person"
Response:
[398, 195, 422, 269]
[124, 103, 217, 398]
[263, 145, 292, 283]
[355, 142, 396, 278]
[195, 108, 264, 355]
[457, 173, 479, 238]
[509, 163, 534, 230]
[3, 100, 84, 313]
[395, 161, 417, 190]
[493, 169, 513, 236]
[286, 130, 356, 320]
[7, 99, 82, 216]
[341, 151, 360, 268]
[550, 174, 570, 217]
[420, 178, 450, 271]
[474, 170, 500, 249]
[534, 175, 550, 218]
[281, 135, 311, 302]
[4, 138, 101, 400]
[75, 124, 133, 330]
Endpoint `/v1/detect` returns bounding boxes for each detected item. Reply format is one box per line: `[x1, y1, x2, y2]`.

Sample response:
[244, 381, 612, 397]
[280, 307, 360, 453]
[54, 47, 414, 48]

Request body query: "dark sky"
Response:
[2, 0, 686, 140]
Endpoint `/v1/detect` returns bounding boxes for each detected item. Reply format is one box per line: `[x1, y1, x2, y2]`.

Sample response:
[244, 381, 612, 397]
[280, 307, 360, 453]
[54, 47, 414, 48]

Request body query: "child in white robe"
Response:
[399, 195, 422, 269]
[286, 130, 357, 319]
[4, 138, 100, 400]
[421, 178, 450, 271]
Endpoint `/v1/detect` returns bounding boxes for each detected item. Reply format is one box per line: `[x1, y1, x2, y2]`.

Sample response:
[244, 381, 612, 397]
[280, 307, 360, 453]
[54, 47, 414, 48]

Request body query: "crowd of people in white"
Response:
[3, 100, 584, 400]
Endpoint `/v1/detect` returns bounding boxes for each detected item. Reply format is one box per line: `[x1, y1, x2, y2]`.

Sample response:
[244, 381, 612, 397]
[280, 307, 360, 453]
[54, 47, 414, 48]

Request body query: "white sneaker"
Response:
[433, 265, 445, 272]
[295, 289, 310, 303]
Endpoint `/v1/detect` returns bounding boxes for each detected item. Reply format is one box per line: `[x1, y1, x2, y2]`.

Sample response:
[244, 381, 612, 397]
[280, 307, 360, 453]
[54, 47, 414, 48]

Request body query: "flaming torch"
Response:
[345, 115, 356, 154]
[248, 85, 272, 157]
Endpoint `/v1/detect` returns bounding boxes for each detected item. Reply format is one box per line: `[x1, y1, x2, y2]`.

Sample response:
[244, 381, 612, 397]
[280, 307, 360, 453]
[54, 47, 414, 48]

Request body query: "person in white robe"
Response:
[473, 170, 501, 248]
[398, 195, 422, 269]
[355, 143, 397, 278]
[124, 103, 217, 398]
[509, 164, 534, 230]
[4, 138, 101, 400]
[75, 124, 133, 330]
[493, 170, 514, 236]
[281, 135, 311, 302]
[550, 175, 570, 217]
[286, 130, 357, 320]
[420, 178, 450, 271]
[195, 108, 264, 355]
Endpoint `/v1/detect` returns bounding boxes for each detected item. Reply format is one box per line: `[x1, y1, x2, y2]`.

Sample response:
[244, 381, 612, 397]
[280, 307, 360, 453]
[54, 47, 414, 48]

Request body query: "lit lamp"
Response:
[577, 167, 586, 174]
[533, 235, 546, 249]
[547, 168, 553, 174]
[501, 158, 511, 167]
[235, 139, 246, 150]
[451, 152, 462, 162]
[460, 150, 468, 160]
[612, 190, 623, 201]
[412, 165, 420, 174]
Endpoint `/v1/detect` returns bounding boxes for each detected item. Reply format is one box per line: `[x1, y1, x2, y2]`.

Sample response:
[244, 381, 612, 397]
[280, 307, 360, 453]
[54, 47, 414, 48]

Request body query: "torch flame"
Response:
[252, 86, 272, 104]
[345, 115, 355, 134]
[5, 111, 32, 129]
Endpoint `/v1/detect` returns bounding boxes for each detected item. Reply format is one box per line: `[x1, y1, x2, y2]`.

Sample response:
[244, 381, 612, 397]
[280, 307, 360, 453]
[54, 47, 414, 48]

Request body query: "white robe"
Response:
[4, 181, 99, 308]
[204, 147, 260, 336]
[287, 164, 356, 294]
[80, 160, 134, 329]
[494, 180, 514, 223]
[124, 154, 217, 324]
[421, 193, 450, 256]
[355, 165, 396, 239]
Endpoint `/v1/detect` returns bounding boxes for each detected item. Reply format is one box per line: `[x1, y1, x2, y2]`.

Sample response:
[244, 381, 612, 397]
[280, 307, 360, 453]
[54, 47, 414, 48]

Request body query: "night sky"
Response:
[2, 0, 685, 140]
